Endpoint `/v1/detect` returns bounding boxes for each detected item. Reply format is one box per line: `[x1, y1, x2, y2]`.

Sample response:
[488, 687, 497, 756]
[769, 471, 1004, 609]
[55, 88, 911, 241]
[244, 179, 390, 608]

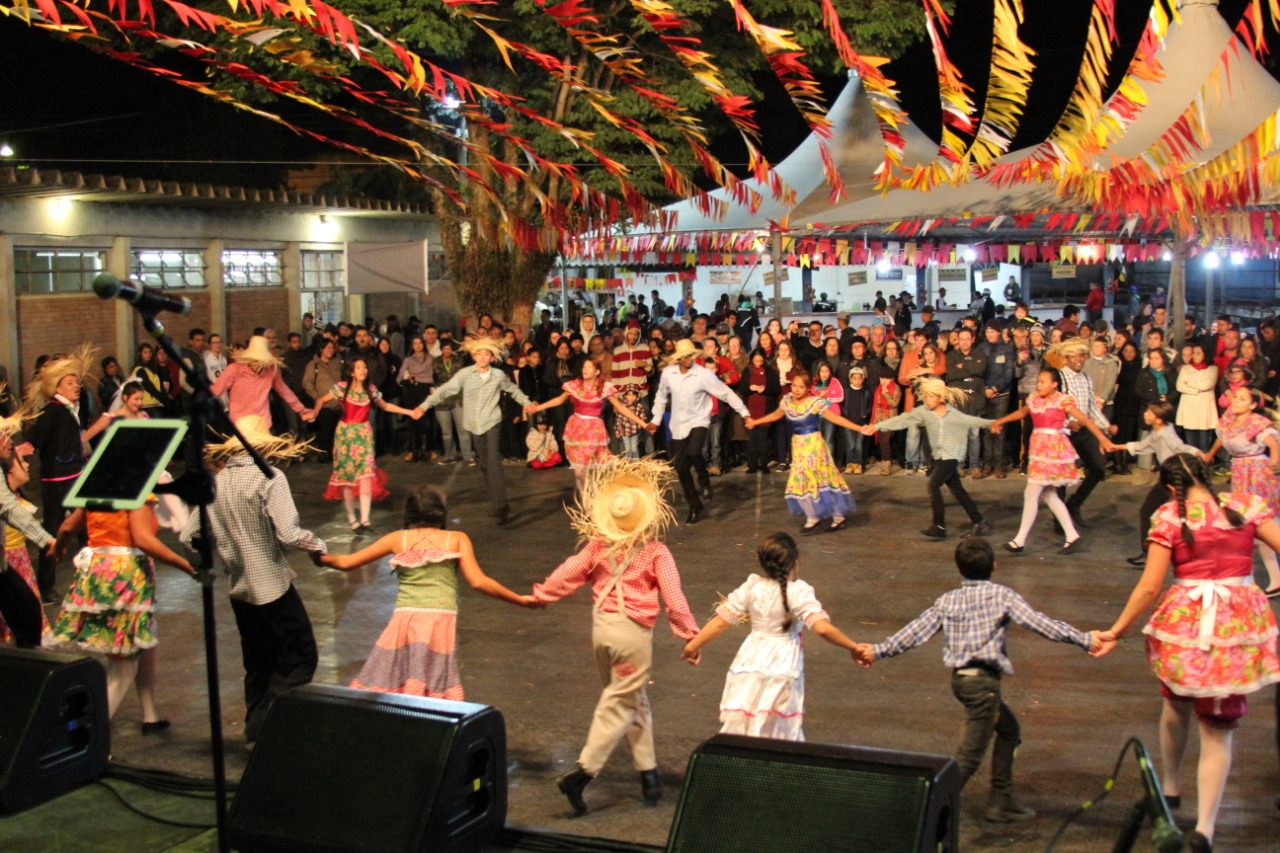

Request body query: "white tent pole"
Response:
[1170, 239, 1188, 351]
[772, 229, 784, 324]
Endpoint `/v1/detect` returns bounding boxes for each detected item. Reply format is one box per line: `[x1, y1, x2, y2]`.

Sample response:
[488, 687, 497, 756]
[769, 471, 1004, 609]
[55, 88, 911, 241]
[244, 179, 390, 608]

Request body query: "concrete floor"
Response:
[2, 458, 1278, 852]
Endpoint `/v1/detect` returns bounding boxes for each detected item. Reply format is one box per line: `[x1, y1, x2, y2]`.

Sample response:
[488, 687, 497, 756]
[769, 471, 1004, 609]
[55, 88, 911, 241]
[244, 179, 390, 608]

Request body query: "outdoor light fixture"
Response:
[876, 257, 891, 273]
[1230, 250, 1246, 265]
[0, 143, 12, 157]
[1162, 248, 1173, 261]
[1203, 251, 1220, 269]
[316, 214, 338, 238]
[50, 198, 72, 217]
[963, 247, 976, 262]
[443, 95, 462, 110]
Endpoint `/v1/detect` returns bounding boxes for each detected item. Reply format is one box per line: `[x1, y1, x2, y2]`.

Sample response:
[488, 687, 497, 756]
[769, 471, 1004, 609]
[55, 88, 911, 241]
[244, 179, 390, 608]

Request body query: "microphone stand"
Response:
[139, 314, 275, 853]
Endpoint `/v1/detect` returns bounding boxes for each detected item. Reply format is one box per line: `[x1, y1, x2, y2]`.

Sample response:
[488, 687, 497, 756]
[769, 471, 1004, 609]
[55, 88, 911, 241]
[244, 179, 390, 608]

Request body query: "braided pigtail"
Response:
[1159, 453, 1202, 546]
[758, 532, 799, 632]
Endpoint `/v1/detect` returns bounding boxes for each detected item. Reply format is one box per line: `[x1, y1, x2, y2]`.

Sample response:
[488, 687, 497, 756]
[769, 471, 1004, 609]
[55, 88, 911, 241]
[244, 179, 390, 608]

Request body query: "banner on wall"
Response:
[709, 270, 740, 286]
[937, 266, 968, 282]
[345, 241, 429, 295]
[1051, 264, 1077, 279]
[847, 270, 867, 285]
[762, 269, 790, 286]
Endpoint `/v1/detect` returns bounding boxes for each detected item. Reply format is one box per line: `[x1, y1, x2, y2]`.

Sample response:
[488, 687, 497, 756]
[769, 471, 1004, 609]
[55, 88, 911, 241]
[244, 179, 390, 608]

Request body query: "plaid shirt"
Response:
[1060, 364, 1110, 429]
[871, 580, 1092, 674]
[874, 406, 991, 461]
[0, 478, 53, 572]
[180, 457, 325, 605]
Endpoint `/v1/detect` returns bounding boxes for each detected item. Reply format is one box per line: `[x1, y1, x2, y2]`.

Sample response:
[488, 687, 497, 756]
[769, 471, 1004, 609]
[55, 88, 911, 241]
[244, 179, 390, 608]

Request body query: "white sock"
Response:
[1043, 489, 1078, 542]
[1012, 484, 1043, 547]
[1195, 723, 1233, 841]
[105, 656, 141, 719]
[359, 490, 372, 524]
[343, 491, 357, 524]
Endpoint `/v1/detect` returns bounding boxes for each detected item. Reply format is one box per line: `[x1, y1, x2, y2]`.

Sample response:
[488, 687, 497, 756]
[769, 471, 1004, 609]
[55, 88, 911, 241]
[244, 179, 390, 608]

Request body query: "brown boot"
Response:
[994, 466, 1008, 479]
[972, 466, 991, 480]
[880, 460, 891, 475]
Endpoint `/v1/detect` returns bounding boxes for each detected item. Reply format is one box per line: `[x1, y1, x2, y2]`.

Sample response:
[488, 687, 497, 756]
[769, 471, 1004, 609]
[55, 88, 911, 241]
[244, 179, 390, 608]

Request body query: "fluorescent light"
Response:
[1203, 252, 1220, 269]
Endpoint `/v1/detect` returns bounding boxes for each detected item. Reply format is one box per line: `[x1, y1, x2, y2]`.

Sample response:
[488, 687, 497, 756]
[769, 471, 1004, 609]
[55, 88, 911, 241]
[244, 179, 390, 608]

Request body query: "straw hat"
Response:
[27, 343, 99, 407]
[461, 335, 504, 360]
[206, 415, 311, 462]
[663, 338, 700, 366]
[568, 457, 675, 554]
[233, 336, 283, 372]
[912, 377, 968, 408]
[1050, 338, 1089, 360]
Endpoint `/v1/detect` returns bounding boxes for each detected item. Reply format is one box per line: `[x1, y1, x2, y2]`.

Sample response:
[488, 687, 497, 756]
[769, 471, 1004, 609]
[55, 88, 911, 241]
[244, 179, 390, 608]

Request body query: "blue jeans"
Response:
[905, 424, 924, 466]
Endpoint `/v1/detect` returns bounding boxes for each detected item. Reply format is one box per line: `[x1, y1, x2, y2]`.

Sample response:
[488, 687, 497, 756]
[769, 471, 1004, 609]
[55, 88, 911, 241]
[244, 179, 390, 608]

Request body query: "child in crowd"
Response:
[842, 367, 871, 474]
[853, 538, 1102, 823]
[870, 371, 902, 475]
[526, 413, 562, 469]
[681, 531, 860, 741]
[1121, 401, 1202, 566]
[614, 386, 646, 459]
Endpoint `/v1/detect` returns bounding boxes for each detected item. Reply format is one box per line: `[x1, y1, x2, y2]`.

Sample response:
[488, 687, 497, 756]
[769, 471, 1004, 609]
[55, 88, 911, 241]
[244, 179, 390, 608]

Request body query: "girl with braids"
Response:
[1096, 454, 1280, 853]
[1200, 386, 1280, 596]
[857, 377, 996, 540]
[680, 532, 860, 740]
[989, 367, 1116, 554]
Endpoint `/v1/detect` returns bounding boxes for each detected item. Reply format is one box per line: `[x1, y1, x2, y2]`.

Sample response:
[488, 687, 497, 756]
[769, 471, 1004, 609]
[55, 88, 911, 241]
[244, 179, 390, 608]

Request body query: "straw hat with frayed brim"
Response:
[568, 457, 675, 554]
[206, 415, 311, 463]
[461, 335, 505, 360]
[233, 336, 283, 372]
[28, 343, 99, 407]
[662, 338, 701, 366]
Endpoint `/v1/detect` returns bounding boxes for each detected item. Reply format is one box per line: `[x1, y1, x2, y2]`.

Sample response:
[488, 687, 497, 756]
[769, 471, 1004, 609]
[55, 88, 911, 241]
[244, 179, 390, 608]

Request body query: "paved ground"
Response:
[3, 458, 1278, 852]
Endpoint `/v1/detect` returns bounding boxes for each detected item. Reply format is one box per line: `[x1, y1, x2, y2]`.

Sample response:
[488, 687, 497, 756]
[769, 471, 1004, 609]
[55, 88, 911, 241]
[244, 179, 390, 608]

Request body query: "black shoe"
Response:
[920, 525, 947, 540]
[358, 521, 375, 533]
[983, 797, 1036, 823]
[639, 769, 661, 805]
[1003, 541, 1024, 554]
[826, 519, 847, 533]
[140, 720, 171, 735]
[686, 506, 702, 525]
[1126, 553, 1147, 567]
[800, 521, 822, 536]
[496, 506, 512, 527]
[1185, 830, 1212, 853]
[1061, 538, 1081, 555]
[557, 767, 592, 815]
[968, 521, 993, 537]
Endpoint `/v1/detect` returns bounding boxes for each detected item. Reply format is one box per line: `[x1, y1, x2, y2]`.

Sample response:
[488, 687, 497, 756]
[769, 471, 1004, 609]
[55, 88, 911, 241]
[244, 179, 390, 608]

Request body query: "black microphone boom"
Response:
[1134, 739, 1184, 853]
[93, 272, 192, 316]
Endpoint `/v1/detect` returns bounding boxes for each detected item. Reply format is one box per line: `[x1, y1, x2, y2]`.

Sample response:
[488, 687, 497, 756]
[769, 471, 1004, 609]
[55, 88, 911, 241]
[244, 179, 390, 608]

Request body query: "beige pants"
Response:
[578, 607, 656, 776]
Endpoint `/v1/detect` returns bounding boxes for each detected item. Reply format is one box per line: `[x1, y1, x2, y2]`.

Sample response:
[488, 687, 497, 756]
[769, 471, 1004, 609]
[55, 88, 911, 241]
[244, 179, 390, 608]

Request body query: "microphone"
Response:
[93, 272, 192, 316]
[1134, 740, 1183, 853]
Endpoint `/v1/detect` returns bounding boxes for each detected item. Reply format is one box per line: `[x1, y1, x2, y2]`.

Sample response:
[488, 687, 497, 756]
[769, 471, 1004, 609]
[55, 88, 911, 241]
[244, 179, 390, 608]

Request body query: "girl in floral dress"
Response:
[746, 371, 859, 534]
[319, 485, 537, 697]
[0, 451, 47, 645]
[53, 502, 195, 724]
[531, 358, 650, 494]
[1202, 386, 1280, 595]
[1097, 454, 1280, 852]
[312, 357, 418, 532]
[680, 531, 860, 741]
[990, 367, 1113, 553]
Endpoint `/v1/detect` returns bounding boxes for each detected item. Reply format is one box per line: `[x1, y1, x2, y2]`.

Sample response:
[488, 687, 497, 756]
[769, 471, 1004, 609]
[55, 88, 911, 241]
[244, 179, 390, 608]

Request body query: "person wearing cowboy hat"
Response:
[531, 459, 700, 814]
[645, 338, 750, 524]
[20, 346, 96, 602]
[180, 416, 326, 750]
[413, 336, 539, 526]
[210, 335, 315, 429]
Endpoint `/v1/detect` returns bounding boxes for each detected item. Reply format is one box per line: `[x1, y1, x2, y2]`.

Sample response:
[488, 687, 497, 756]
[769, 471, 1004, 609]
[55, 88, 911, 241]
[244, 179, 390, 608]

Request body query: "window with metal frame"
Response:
[131, 249, 207, 289]
[13, 247, 107, 294]
[223, 249, 284, 288]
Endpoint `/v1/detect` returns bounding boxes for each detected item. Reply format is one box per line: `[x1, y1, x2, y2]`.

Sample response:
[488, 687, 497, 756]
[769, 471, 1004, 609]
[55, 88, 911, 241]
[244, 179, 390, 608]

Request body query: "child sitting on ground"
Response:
[526, 413, 562, 469]
[853, 538, 1103, 823]
[680, 531, 860, 741]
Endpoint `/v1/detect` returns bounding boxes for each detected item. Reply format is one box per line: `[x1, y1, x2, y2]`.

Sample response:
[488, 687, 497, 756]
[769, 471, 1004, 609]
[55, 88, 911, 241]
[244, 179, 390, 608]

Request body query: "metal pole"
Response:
[771, 229, 784, 324]
[1205, 263, 1214, 331]
[1169, 241, 1188, 351]
[559, 256, 569, 333]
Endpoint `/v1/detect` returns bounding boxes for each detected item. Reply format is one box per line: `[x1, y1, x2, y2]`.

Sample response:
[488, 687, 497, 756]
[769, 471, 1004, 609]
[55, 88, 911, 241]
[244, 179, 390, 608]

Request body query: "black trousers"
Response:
[927, 459, 983, 529]
[0, 567, 44, 648]
[669, 427, 710, 511]
[471, 423, 508, 513]
[37, 477, 77, 599]
[230, 585, 318, 742]
[747, 424, 771, 470]
[1060, 428, 1108, 511]
[1136, 483, 1168, 552]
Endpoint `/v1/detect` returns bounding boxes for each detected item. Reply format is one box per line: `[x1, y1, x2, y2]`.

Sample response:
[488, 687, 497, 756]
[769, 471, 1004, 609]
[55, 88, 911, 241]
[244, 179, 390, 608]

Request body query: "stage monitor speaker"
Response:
[667, 734, 958, 853]
[0, 647, 110, 814]
[228, 684, 506, 853]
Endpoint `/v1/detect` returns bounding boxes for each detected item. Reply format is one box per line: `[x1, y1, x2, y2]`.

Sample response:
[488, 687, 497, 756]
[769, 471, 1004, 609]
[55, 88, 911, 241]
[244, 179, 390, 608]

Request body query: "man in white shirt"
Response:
[646, 339, 750, 524]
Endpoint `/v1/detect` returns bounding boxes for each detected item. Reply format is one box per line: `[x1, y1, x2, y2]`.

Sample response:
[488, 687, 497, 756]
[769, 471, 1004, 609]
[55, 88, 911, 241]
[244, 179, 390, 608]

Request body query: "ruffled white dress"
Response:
[715, 574, 829, 741]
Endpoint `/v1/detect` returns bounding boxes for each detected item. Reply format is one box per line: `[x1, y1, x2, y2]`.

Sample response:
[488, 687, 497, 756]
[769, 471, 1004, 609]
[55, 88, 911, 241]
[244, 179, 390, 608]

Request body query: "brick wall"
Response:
[225, 287, 289, 346]
[131, 290, 215, 345]
[16, 294, 120, 390]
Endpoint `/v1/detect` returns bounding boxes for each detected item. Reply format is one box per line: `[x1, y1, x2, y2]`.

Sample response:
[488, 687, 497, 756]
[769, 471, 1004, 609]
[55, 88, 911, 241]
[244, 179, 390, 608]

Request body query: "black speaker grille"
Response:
[669, 752, 930, 853]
